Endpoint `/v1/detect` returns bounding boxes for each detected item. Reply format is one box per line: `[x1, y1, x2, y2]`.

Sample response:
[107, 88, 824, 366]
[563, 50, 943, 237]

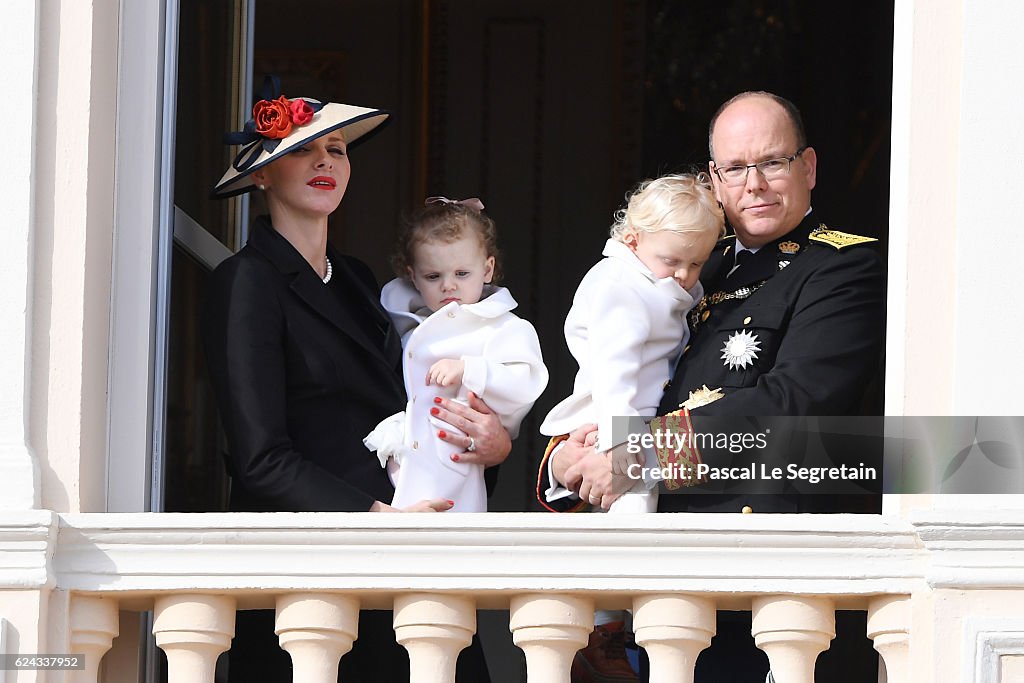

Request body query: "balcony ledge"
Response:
[49, 512, 925, 608]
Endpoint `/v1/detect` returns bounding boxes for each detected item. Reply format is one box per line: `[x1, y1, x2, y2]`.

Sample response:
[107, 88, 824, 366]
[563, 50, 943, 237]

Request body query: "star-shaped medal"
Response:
[721, 330, 761, 370]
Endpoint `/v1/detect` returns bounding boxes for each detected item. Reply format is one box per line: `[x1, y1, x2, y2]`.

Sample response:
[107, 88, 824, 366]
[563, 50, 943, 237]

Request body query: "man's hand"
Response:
[431, 391, 512, 466]
[426, 359, 465, 387]
[561, 432, 638, 507]
[610, 443, 642, 475]
[549, 424, 597, 490]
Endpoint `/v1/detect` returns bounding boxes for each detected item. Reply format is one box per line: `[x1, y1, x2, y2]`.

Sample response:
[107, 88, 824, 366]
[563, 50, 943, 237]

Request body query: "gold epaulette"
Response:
[808, 224, 878, 250]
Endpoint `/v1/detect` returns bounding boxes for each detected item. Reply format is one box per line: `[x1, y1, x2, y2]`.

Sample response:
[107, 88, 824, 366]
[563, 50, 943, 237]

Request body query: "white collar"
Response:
[381, 278, 518, 332]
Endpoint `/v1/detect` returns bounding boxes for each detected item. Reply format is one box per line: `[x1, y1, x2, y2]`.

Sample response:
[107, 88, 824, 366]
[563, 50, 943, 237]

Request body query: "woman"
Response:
[203, 79, 503, 681]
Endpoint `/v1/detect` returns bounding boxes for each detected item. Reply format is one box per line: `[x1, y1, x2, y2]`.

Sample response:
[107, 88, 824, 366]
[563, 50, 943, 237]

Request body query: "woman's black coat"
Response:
[202, 216, 406, 512]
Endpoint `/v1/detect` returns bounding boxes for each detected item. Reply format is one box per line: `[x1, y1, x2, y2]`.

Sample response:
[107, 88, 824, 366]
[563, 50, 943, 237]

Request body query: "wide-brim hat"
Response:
[212, 98, 390, 198]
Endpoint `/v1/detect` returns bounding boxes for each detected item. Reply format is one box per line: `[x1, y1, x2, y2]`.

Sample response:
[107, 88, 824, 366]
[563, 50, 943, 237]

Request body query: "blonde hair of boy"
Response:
[609, 172, 725, 242]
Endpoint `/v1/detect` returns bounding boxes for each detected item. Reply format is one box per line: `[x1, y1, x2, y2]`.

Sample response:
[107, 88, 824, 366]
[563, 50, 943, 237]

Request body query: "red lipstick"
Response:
[308, 176, 336, 190]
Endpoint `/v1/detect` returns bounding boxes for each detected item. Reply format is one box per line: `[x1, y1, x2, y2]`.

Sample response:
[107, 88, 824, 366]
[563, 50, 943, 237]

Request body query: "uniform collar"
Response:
[718, 212, 819, 287]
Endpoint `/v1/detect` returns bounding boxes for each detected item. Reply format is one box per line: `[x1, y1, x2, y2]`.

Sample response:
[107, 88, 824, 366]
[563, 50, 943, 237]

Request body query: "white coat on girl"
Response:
[369, 278, 548, 512]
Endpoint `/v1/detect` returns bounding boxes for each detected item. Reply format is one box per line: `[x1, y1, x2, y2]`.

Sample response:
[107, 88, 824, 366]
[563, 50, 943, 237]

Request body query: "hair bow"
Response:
[425, 196, 485, 212]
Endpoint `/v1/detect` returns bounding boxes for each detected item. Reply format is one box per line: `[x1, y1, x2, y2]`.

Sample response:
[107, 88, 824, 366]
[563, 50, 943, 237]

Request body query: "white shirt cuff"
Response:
[543, 442, 579, 503]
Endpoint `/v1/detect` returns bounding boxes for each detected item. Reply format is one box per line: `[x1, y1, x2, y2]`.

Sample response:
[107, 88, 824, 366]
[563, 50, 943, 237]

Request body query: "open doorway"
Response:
[162, 0, 894, 513]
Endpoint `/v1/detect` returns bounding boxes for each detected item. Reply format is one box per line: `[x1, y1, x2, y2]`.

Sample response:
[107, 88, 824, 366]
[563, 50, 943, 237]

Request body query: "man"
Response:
[539, 91, 884, 681]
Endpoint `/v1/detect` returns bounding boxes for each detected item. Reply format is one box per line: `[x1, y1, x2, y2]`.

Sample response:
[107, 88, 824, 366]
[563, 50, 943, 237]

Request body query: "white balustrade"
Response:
[751, 595, 835, 683]
[867, 595, 911, 683]
[153, 594, 235, 683]
[69, 595, 119, 683]
[509, 594, 593, 683]
[43, 512, 998, 683]
[276, 593, 359, 683]
[633, 594, 716, 683]
[394, 593, 476, 683]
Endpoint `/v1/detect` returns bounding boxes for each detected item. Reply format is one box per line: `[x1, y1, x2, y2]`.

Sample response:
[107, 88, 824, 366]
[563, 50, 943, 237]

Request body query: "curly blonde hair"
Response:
[609, 172, 725, 243]
[391, 202, 503, 283]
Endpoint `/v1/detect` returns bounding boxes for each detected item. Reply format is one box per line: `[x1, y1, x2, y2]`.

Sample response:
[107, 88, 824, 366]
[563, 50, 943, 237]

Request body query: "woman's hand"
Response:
[370, 499, 455, 512]
[431, 391, 512, 467]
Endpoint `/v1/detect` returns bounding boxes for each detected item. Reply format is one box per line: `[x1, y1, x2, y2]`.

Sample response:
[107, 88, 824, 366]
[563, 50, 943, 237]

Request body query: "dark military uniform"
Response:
[660, 211, 883, 418]
[656, 211, 885, 514]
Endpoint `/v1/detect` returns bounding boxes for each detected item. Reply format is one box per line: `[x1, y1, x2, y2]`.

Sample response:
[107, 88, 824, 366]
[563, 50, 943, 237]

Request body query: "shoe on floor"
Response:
[570, 621, 641, 683]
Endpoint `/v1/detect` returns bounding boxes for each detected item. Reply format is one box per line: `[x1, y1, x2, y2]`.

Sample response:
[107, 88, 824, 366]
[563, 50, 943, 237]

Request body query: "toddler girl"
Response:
[365, 197, 548, 511]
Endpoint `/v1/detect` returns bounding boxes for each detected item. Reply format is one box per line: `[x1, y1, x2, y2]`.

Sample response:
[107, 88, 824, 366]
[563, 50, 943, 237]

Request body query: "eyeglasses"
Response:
[712, 147, 807, 187]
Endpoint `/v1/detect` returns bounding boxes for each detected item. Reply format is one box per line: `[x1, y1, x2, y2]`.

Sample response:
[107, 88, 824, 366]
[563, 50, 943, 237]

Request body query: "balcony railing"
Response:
[10, 509, 1022, 682]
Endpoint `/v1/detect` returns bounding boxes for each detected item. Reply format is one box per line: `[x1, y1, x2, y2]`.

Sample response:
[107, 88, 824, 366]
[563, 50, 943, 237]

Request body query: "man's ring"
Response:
[467, 437, 476, 452]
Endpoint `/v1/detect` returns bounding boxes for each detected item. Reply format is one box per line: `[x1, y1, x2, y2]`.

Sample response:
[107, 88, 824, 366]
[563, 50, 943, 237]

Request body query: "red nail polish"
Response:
[451, 454, 460, 462]
[434, 397, 442, 404]
[447, 500, 455, 505]
[438, 430, 447, 439]
[430, 407, 439, 416]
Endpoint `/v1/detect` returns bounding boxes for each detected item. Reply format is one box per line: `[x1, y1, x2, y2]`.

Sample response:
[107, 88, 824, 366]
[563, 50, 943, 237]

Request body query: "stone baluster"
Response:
[509, 594, 593, 683]
[153, 594, 235, 683]
[867, 595, 911, 683]
[275, 593, 359, 683]
[394, 593, 476, 683]
[633, 594, 716, 683]
[69, 595, 119, 683]
[751, 595, 835, 683]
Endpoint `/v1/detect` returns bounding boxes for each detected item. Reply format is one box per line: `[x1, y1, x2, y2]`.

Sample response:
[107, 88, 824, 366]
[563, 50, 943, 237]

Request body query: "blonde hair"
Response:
[610, 172, 725, 242]
[391, 202, 503, 283]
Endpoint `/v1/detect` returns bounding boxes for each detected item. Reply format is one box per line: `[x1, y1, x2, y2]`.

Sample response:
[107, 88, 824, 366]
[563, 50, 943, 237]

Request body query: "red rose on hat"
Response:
[289, 98, 315, 126]
[253, 96, 293, 139]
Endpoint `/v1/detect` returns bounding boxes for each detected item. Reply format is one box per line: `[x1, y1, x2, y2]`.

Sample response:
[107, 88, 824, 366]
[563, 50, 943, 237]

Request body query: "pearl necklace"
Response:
[322, 257, 333, 284]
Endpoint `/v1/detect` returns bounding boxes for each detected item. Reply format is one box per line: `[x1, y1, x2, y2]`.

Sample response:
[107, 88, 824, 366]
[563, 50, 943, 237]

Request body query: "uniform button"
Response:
[412, 396, 417, 403]
[412, 441, 419, 450]
[743, 316, 752, 325]
[447, 310, 456, 318]
[741, 505, 753, 514]
[407, 351, 413, 359]
[700, 310, 711, 322]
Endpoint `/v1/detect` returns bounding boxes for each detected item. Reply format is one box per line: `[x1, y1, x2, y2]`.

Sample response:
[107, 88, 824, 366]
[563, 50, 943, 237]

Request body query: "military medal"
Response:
[721, 330, 761, 370]
[778, 260, 790, 270]
[680, 384, 725, 410]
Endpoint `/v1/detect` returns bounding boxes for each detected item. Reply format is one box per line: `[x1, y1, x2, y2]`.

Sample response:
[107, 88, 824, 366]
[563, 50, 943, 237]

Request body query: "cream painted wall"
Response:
[917, 590, 1024, 682]
[1003, 655, 1024, 680]
[0, 591, 50, 683]
[888, 0, 1024, 417]
[0, 0, 42, 511]
[30, 0, 120, 513]
[952, 1, 1024, 415]
[887, 0, 963, 416]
